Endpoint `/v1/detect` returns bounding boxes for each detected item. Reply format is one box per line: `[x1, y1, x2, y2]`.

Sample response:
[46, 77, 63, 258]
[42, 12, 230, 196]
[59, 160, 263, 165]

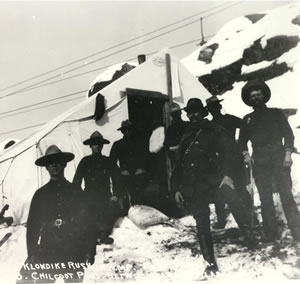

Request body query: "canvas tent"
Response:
[0, 48, 212, 225]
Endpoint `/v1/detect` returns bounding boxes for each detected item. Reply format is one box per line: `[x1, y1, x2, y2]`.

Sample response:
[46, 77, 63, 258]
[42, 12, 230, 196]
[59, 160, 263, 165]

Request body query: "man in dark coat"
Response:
[110, 120, 150, 206]
[206, 96, 255, 229]
[239, 79, 300, 243]
[174, 98, 257, 278]
[206, 96, 241, 139]
[19, 145, 92, 283]
[73, 131, 120, 245]
[164, 102, 189, 154]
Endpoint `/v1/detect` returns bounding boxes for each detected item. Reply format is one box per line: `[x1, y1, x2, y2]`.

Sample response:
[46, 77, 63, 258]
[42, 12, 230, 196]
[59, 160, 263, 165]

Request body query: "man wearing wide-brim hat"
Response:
[110, 120, 150, 206]
[173, 98, 257, 279]
[205, 95, 242, 140]
[73, 131, 120, 245]
[164, 102, 189, 152]
[205, 95, 256, 230]
[21, 145, 93, 283]
[239, 79, 300, 243]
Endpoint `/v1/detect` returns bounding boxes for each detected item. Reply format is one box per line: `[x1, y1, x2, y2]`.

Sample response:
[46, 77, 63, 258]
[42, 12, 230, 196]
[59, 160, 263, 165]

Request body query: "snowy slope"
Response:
[183, 3, 300, 115]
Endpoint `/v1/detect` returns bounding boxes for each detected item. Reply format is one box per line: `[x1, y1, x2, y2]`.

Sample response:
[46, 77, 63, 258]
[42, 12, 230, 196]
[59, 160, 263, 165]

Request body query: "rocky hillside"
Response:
[183, 3, 300, 115]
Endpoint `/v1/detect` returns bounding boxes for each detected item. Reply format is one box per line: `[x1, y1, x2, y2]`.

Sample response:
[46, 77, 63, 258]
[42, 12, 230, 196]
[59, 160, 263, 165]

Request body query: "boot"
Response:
[198, 234, 219, 278]
[290, 226, 300, 242]
[225, 193, 258, 250]
[241, 225, 258, 250]
[212, 221, 226, 230]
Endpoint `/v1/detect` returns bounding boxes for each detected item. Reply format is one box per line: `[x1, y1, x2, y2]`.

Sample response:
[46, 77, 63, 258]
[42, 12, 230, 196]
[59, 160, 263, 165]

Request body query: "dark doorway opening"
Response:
[126, 88, 169, 146]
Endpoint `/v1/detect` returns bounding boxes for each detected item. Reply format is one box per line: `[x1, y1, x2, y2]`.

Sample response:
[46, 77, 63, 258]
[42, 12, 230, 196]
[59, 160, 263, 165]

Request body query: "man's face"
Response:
[121, 127, 133, 138]
[46, 161, 65, 179]
[170, 110, 181, 123]
[207, 103, 221, 116]
[248, 89, 265, 106]
[187, 110, 203, 123]
[90, 143, 103, 154]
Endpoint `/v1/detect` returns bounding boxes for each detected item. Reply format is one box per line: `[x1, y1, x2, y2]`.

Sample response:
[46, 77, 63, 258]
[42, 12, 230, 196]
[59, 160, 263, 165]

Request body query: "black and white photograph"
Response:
[0, 0, 300, 283]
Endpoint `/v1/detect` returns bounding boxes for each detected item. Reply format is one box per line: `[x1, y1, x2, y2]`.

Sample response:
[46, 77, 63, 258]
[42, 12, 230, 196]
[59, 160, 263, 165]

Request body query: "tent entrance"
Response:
[126, 88, 170, 192]
[126, 88, 169, 142]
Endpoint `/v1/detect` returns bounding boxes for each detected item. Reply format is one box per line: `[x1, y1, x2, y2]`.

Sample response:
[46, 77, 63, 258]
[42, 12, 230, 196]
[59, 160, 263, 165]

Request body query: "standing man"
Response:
[73, 131, 120, 245]
[206, 96, 255, 229]
[110, 120, 150, 206]
[174, 98, 257, 278]
[19, 145, 92, 283]
[239, 79, 300, 243]
[164, 102, 189, 155]
[206, 96, 241, 139]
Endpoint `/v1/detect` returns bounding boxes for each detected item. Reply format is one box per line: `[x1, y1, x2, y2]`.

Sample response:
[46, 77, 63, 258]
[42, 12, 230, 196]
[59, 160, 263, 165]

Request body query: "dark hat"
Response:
[83, 131, 110, 145]
[241, 79, 271, 106]
[117, 120, 133, 131]
[183, 98, 208, 117]
[206, 96, 224, 106]
[35, 145, 74, 167]
[170, 102, 181, 113]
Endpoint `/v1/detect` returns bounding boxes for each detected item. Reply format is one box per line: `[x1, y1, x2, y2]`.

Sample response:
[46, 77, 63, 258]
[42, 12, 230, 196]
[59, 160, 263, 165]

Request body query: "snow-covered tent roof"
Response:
[0, 48, 212, 224]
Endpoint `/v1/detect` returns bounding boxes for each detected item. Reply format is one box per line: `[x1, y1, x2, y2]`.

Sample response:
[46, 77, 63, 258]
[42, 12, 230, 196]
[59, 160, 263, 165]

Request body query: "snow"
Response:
[183, 3, 300, 77]
[1, 3, 300, 284]
[88, 61, 137, 92]
[1, 168, 300, 284]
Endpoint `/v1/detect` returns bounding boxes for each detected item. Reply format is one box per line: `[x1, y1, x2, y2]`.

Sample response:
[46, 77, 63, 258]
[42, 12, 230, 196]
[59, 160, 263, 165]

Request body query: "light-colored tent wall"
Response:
[0, 49, 212, 225]
[0, 148, 38, 224]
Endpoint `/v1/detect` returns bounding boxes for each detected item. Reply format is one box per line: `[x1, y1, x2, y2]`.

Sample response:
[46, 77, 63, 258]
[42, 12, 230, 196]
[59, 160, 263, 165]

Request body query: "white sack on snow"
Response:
[128, 205, 169, 229]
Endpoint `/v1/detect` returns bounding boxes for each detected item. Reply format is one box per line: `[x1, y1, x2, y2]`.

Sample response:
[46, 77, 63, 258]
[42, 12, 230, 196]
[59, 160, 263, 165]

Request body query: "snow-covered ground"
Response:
[0, 152, 300, 284]
[1, 2, 300, 283]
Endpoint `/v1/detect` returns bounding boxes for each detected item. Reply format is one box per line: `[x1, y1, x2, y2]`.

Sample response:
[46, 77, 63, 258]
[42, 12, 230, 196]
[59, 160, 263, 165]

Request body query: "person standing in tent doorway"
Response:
[164, 102, 189, 163]
[239, 79, 300, 243]
[110, 120, 150, 207]
[205, 96, 256, 230]
[73, 131, 120, 246]
[174, 98, 258, 279]
[164, 102, 189, 216]
[18, 145, 93, 283]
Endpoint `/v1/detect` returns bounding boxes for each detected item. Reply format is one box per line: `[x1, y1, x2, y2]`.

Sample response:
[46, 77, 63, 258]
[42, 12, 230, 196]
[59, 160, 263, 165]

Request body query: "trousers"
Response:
[253, 148, 300, 241]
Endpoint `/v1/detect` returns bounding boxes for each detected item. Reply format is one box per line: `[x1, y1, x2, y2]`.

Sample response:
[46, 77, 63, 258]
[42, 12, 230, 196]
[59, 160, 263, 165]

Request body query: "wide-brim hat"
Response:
[35, 145, 74, 167]
[206, 96, 224, 106]
[241, 79, 271, 106]
[170, 102, 181, 113]
[83, 131, 110, 145]
[183, 98, 208, 117]
[117, 119, 133, 131]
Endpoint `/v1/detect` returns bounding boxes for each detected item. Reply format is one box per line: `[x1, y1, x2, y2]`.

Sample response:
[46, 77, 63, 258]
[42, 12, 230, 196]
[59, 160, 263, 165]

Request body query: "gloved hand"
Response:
[120, 170, 130, 176]
[110, 195, 118, 202]
[135, 168, 146, 175]
[283, 150, 293, 167]
[219, 176, 235, 190]
[242, 151, 253, 165]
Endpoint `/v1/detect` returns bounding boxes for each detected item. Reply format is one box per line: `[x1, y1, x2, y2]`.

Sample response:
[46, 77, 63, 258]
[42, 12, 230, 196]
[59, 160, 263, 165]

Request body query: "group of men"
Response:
[171, 79, 300, 278]
[19, 78, 300, 282]
[18, 113, 159, 283]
